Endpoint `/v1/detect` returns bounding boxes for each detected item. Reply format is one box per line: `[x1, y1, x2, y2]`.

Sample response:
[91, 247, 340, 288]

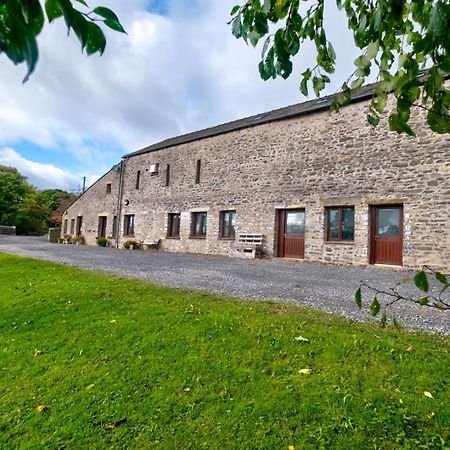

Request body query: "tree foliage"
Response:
[230, 0, 450, 134]
[0, 165, 73, 235]
[0, 0, 126, 82]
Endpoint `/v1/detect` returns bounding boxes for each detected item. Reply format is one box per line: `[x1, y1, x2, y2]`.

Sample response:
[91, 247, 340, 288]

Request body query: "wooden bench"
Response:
[234, 234, 264, 258]
[143, 239, 161, 251]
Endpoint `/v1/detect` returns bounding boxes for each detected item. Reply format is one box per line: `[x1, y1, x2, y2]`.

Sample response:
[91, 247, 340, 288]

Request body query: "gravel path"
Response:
[1, 235, 449, 334]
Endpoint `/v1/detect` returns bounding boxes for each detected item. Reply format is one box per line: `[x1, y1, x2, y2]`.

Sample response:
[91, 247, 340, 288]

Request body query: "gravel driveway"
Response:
[1, 235, 448, 334]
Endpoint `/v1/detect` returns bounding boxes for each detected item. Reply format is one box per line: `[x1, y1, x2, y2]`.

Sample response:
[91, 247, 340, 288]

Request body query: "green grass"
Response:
[0, 254, 449, 449]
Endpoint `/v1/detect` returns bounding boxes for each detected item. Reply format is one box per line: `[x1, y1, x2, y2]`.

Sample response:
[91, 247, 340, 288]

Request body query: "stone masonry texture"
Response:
[63, 95, 450, 272]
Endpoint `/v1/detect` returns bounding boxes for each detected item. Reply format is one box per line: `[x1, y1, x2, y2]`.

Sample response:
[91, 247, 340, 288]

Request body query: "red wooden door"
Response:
[370, 205, 403, 265]
[278, 209, 305, 258]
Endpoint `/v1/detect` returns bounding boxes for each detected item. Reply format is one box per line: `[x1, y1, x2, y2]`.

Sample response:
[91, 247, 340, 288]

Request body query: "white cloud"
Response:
[0, 0, 360, 185]
[0, 148, 99, 191]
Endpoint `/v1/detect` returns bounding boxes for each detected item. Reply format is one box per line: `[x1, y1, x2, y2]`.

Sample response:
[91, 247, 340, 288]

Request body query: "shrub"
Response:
[64, 235, 73, 244]
[73, 235, 85, 244]
[124, 240, 139, 250]
[96, 237, 108, 247]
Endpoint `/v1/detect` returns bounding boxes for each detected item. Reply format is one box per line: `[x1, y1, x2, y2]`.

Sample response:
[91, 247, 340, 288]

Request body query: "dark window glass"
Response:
[63, 219, 68, 234]
[76, 216, 83, 237]
[106, 183, 111, 194]
[124, 214, 135, 236]
[112, 215, 118, 239]
[220, 210, 236, 238]
[377, 208, 400, 237]
[191, 212, 207, 237]
[165, 164, 171, 187]
[286, 210, 305, 235]
[326, 207, 355, 241]
[70, 219, 75, 235]
[136, 171, 141, 189]
[195, 159, 201, 184]
[98, 216, 107, 238]
[167, 213, 180, 238]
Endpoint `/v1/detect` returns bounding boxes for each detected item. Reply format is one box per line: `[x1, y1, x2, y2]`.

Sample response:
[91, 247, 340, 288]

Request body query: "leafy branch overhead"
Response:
[230, 0, 450, 135]
[355, 266, 450, 328]
[0, 0, 126, 82]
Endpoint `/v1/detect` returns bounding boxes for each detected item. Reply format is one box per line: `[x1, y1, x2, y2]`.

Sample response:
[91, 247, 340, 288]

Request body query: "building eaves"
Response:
[124, 82, 378, 159]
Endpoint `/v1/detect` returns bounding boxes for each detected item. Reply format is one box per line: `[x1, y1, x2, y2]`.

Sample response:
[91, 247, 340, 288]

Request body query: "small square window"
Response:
[326, 207, 355, 241]
[191, 212, 207, 238]
[167, 213, 180, 238]
[106, 183, 112, 194]
[149, 163, 159, 175]
[220, 210, 236, 239]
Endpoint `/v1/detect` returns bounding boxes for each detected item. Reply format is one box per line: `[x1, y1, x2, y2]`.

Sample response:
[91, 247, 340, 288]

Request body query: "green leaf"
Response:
[299, 77, 308, 96]
[86, 22, 106, 56]
[370, 296, 381, 316]
[230, 5, 240, 16]
[355, 287, 362, 309]
[21, 1, 45, 35]
[104, 18, 126, 34]
[45, 0, 63, 22]
[366, 41, 379, 59]
[367, 114, 380, 127]
[231, 16, 243, 39]
[388, 113, 415, 136]
[92, 6, 120, 22]
[74, 0, 89, 6]
[274, 0, 289, 19]
[418, 297, 429, 306]
[380, 310, 387, 327]
[414, 271, 429, 293]
[312, 76, 325, 97]
[435, 272, 448, 285]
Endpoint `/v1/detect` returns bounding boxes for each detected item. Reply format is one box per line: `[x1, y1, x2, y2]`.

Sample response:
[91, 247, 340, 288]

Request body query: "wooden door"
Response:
[370, 205, 403, 265]
[98, 216, 107, 238]
[76, 216, 83, 237]
[278, 209, 305, 258]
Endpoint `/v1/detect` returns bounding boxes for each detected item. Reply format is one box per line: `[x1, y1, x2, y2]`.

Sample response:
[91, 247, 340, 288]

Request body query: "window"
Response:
[191, 212, 207, 238]
[195, 159, 201, 184]
[63, 219, 68, 235]
[220, 210, 236, 239]
[70, 219, 75, 235]
[106, 183, 112, 194]
[326, 207, 355, 241]
[149, 163, 159, 175]
[136, 170, 141, 189]
[124, 214, 135, 236]
[98, 216, 107, 238]
[167, 213, 180, 238]
[165, 164, 171, 187]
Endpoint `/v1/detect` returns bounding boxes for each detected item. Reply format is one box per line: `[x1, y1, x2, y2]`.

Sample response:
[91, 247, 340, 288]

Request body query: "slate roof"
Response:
[124, 82, 378, 158]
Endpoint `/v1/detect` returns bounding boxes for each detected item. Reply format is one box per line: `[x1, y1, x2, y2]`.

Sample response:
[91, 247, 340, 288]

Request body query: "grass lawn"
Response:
[0, 253, 449, 449]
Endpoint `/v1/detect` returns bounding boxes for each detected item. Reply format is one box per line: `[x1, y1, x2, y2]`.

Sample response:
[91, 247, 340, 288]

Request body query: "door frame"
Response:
[368, 204, 404, 265]
[277, 208, 305, 258]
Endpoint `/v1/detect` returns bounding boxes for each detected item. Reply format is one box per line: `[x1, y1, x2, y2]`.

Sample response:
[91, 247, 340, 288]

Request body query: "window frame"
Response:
[70, 219, 75, 235]
[106, 183, 112, 194]
[190, 211, 207, 238]
[325, 206, 355, 242]
[195, 159, 201, 184]
[123, 214, 135, 237]
[165, 164, 171, 187]
[167, 213, 180, 239]
[219, 210, 236, 239]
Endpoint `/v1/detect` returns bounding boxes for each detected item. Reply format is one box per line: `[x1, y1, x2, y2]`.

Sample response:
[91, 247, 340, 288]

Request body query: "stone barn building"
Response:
[62, 84, 450, 272]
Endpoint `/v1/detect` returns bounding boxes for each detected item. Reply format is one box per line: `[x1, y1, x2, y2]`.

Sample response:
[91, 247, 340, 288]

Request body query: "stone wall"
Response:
[0, 225, 16, 235]
[64, 96, 450, 271]
[62, 169, 121, 246]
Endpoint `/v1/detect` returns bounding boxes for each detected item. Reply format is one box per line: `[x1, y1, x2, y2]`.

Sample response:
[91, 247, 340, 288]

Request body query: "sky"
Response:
[0, 0, 359, 192]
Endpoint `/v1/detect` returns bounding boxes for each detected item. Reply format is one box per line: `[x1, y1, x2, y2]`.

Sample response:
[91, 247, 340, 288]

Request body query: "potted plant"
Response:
[63, 235, 73, 244]
[124, 240, 139, 250]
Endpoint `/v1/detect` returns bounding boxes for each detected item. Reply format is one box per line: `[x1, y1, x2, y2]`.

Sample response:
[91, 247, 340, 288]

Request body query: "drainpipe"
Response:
[115, 157, 126, 248]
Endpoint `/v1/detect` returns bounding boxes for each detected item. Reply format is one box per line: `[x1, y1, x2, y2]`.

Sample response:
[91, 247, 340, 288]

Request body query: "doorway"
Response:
[277, 209, 305, 258]
[369, 205, 403, 265]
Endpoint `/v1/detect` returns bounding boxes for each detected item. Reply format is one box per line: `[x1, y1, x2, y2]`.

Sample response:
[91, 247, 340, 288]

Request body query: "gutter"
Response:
[115, 157, 127, 248]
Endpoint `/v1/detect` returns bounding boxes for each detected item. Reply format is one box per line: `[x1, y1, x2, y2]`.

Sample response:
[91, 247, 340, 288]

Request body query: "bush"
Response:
[73, 235, 85, 244]
[96, 237, 108, 247]
[123, 240, 139, 250]
[64, 235, 73, 244]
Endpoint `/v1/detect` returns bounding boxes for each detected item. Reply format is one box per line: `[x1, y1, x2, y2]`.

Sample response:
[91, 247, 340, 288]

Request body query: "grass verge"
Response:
[0, 253, 449, 449]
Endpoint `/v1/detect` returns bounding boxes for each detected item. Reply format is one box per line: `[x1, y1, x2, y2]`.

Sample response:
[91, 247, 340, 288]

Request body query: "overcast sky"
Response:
[0, 0, 358, 191]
